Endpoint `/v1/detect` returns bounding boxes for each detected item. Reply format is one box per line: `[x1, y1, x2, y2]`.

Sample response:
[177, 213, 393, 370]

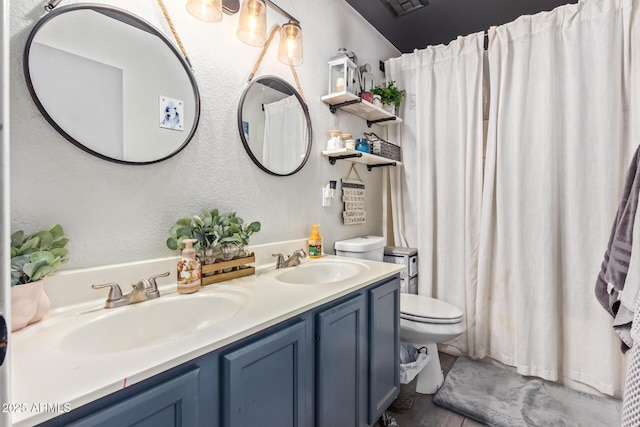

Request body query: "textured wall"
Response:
[10, 0, 400, 269]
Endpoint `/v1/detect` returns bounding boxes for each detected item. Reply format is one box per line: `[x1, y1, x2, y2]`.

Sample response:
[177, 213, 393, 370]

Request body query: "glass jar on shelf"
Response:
[326, 129, 343, 150]
[342, 133, 356, 150]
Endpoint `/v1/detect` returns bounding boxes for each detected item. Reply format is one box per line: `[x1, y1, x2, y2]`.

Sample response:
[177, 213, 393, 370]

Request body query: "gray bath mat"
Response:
[433, 357, 622, 427]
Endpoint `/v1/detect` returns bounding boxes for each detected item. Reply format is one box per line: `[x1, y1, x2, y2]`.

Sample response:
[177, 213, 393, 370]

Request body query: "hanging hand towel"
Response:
[595, 144, 640, 352]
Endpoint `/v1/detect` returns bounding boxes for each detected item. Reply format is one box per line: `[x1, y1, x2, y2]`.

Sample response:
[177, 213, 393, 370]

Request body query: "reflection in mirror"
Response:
[238, 76, 312, 176]
[24, 4, 200, 165]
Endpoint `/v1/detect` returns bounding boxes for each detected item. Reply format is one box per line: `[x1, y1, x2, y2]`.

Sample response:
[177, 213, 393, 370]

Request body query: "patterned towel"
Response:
[622, 291, 640, 426]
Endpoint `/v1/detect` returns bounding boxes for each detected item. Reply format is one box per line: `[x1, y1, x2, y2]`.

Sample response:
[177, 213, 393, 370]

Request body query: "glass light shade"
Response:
[237, 0, 267, 47]
[186, 0, 222, 22]
[277, 21, 303, 66]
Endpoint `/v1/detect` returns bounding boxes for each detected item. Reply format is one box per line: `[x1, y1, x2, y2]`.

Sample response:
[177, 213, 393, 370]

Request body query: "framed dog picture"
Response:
[159, 96, 184, 131]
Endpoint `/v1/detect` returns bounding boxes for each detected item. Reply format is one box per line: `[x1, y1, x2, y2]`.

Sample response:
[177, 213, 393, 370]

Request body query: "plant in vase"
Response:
[167, 209, 261, 266]
[10, 224, 69, 331]
[237, 220, 262, 258]
[371, 80, 406, 116]
[167, 209, 224, 264]
[167, 214, 208, 260]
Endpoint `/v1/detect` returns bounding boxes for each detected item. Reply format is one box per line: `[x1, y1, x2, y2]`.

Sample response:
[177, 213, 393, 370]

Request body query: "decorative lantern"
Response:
[328, 53, 358, 95]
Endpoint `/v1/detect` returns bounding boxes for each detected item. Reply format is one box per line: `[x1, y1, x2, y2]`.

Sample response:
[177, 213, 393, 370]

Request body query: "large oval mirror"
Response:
[24, 4, 200, 165]
[238, 76, 311, 176]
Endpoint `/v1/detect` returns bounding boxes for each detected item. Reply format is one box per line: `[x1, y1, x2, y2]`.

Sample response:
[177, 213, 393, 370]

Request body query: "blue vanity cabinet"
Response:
[367, 277, 400, 424]
[35, 275, 399, 427]
[220, 319, 311, 427]
[315, 276, 400, 427]
[316, 294, 367, 427]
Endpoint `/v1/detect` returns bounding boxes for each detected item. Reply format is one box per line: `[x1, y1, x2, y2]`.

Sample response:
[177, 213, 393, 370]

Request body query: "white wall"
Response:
[1, 0, 11, 420]
[10, 0, 400, 269]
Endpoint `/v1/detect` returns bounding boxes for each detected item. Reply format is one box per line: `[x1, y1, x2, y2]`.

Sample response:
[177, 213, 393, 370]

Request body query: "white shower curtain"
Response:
[387, 33, 485, 354]
[262, 95, 306, 174]
[477, 0, 639, 395]
[388, 0, 640, 396]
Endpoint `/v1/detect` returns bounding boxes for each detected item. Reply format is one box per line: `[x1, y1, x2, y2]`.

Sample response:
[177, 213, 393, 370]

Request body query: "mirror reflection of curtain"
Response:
[262, 95, 306, 174]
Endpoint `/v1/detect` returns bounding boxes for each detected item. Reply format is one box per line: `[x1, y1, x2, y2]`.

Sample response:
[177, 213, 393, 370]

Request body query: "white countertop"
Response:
[10, 249, 403, 426]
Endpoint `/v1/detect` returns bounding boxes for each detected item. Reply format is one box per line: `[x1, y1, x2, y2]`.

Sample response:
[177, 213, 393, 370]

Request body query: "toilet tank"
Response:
[334, 236, 386, 262]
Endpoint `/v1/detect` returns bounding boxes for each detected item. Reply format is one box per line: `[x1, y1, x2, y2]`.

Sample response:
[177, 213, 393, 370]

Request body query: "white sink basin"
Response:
[275, 261, 369, 285]
[59, 289, 252, 355]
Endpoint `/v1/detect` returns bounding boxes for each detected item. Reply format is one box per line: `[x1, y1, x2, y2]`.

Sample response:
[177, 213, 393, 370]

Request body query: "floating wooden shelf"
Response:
[201, 253, 255, 286]
[321, 92, 403, 127]
[322, 148, 402, 171]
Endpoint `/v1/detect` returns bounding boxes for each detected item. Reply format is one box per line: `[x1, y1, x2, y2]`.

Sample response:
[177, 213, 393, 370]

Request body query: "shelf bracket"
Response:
[366, 162, 397, 171]
[329, 98, 363, 114]
[367, 116, 397, 128]
[328, 153, 363, 165]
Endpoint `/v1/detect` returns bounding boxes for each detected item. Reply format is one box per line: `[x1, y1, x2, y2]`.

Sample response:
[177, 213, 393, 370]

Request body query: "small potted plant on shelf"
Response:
[10, 224, 69, 331]
[371, 80, 406, 116]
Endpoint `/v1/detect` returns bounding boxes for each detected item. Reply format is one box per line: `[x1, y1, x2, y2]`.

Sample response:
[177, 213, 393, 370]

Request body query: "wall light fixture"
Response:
[186, 0, 303, 66]
[186, 0, 223, 22]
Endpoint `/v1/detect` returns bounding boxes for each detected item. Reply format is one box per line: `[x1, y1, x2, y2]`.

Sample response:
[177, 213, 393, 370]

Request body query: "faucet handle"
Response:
[272, 253, 285, 268]
[92, 282, 123, 302]
[132, 279, 151, 290]
[292, 249, 308, 259]
[148, 272, 170, 291]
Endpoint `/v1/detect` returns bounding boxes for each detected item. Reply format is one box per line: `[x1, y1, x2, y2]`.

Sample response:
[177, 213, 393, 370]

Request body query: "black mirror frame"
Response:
[237, 75, 312, 177]
[23, 4, 201, 166]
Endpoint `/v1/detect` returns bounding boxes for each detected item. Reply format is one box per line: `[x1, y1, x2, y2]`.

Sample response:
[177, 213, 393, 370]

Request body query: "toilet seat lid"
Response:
[400, 294, 463, 324]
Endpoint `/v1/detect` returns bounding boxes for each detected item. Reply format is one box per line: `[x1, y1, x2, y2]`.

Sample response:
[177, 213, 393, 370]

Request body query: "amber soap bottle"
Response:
[308, 224, 323, 258]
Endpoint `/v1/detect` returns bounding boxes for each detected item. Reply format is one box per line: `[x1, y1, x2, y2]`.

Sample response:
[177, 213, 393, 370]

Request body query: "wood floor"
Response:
[385, 353, 486, 427]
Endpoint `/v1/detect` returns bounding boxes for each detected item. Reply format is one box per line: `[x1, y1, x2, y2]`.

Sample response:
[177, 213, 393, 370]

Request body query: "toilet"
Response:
[399, 293, 465, 393]
[334, 236, 466, 394]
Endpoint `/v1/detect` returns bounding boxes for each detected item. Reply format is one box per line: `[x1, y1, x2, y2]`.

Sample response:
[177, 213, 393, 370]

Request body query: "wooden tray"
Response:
[201, 253, 255, 286]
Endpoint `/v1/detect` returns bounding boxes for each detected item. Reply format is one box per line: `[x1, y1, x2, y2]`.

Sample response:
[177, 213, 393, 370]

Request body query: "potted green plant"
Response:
[167, 209, 261, 265]
[371, 80, 406, 115]
[237, 220, 262, 258]
[10, 224, 69, 331]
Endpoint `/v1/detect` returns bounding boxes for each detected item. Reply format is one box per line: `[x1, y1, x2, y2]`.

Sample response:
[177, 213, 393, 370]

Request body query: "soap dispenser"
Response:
[177, 239, 201, 294]
[308, 224, 323, 258]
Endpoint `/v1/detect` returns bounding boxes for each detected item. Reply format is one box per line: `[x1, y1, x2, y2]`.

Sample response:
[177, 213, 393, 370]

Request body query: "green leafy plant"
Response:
[167, 209, 261, 257]
[10, 224, 70, 286]
[238, 221, 262, 247]
[371, 80, 406, 107]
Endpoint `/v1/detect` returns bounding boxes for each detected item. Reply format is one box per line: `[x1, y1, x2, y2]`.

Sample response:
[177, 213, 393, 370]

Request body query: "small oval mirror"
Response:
[238, 76, 312, 176]
[24, 4, 200, 165]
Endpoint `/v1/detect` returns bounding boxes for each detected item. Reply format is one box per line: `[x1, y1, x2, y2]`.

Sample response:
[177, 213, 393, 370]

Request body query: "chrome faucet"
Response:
[92, 272, 169, 308]
[273, 249, 308, 269]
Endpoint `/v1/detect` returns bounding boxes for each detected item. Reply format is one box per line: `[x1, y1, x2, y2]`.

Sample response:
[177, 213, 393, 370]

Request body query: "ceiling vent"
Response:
[381, 0, 429, 17]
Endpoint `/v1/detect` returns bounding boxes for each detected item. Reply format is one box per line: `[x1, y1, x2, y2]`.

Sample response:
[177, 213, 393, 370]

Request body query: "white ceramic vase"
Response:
[11, 280, 51, 332]
[382, 103, 396, 116]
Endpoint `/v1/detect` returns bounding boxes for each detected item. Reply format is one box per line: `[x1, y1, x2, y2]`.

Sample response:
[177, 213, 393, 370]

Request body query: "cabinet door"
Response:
[221, 320, 308, 427]
[316, 294, 366, 427]
[68, 368, 200, 427]
[368, 278, 400, 424]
